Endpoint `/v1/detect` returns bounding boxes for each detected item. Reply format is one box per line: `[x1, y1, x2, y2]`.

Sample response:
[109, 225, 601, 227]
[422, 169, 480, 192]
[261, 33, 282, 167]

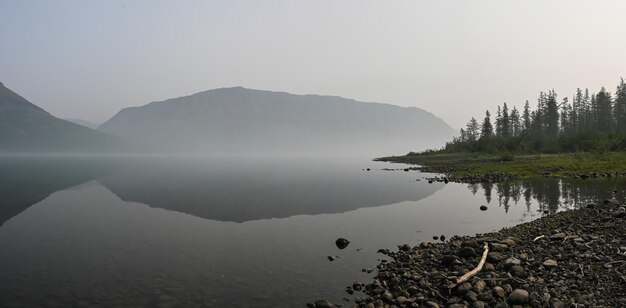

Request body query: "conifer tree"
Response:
[501, 103, 510, 138]
[466, 117, 479, 141]
[560, 97, 570, 133]
[522, 100, 531, 134]
[595, 87, 612, 133]
[510, 107, 521, 137]
[495, 106, 503, 137]
[481, 111, 493, 139]
[614, 78, 626, 131]
[543, 90, 559, 137]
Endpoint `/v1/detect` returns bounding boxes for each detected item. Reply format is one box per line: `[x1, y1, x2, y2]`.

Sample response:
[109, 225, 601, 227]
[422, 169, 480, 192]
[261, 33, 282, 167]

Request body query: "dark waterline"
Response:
[0, 156, 624, 307]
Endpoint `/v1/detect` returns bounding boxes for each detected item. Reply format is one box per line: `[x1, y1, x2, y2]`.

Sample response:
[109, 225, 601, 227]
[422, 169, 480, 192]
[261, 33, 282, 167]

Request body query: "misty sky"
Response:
[1, 0, 625, 128]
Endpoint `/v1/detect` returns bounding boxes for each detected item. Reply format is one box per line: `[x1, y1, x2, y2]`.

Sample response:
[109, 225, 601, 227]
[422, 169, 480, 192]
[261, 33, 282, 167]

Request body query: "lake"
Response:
[0, 155, 624, 307]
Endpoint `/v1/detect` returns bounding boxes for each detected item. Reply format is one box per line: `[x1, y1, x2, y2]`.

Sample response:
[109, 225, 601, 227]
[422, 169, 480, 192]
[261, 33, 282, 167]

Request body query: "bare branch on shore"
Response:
[449, 242, 489, 288]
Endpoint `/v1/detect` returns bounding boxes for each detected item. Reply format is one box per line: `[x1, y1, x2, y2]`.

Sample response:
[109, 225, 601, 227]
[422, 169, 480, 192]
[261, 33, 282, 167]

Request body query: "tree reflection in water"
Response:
[466, 177, 626, 215]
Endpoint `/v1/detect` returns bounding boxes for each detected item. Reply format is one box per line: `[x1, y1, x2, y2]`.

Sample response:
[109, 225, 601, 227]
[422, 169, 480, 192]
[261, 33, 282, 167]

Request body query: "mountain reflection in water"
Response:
[1, 156, 626, 307]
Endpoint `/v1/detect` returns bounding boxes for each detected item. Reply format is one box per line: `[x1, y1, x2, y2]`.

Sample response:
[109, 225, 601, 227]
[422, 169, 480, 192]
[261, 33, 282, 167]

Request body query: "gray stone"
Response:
[458, 247, 477, 258]
[509, 265, 525, 277]
[508, 289, 529, 305]
[462, 240, 480, 248]
[492, 286, 505, 298]
[477, 291, 493, 301]
[491, 243, 509, 252]
[465, 290, 478, 301]
[424, 301, 440, 308]
[500, 238, 517, 246]
[473, 280, 487, 293]
[455, 282, 472, 295]
[382, 291, 393, 302]
[487, 252, 506, 263]
[504, 257, 521, 268]
[542, 259, 558, 268]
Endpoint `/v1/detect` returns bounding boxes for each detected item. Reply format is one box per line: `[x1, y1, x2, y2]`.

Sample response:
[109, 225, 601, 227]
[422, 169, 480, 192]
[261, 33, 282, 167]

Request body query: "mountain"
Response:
[0, 82, 119, 153]
[64, 118, 100, 129]
[99, 87, 454, 155]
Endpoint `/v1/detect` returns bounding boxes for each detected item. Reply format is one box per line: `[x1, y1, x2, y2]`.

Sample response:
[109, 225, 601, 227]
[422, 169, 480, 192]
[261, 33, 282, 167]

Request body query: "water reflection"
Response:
[0, 156, 445, 224]
[97, 157, 444, 222]
[0, 157, 108, 226]
[1, 156, 625, 307]
[466, 177, 626, 214]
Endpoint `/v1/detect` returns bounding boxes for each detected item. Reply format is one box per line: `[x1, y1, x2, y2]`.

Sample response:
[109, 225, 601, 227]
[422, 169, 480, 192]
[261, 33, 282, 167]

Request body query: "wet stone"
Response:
[336, 238, 350, 249]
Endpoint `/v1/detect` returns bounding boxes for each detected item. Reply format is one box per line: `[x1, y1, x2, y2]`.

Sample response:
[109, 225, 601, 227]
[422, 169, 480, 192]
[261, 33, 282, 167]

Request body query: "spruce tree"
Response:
[510, 107, 521, 137]
[543, 90, 559, 137]
[614, 78, 626, 132]
[595, 87, 612, 133]
[501, 103, 510, 138]
[481, 111, 493, 138]
[560, 97, 570, 133]
[466, 117, 479, 141]
[522, 100, 531, 134]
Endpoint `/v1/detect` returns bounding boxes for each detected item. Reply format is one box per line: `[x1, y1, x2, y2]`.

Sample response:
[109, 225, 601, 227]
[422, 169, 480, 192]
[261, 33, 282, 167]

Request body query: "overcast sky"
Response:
[1, 0, 625, 128]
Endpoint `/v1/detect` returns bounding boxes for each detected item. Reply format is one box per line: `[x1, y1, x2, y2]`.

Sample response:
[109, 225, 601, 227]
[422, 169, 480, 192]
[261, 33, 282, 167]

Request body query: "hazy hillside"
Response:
[99, 87, 455, 155]
[0, 82, 119, 153]
[64, 118, 100, 129]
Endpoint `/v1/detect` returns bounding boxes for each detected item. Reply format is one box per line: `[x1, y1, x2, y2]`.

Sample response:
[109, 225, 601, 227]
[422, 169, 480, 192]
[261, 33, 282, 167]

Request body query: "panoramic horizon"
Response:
[2, 2, 626, 308]
[2, 0, 626, 128]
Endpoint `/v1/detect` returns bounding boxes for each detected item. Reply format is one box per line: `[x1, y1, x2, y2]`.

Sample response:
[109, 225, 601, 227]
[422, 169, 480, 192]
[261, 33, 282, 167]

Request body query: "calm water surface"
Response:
[0, 156, 624, 307]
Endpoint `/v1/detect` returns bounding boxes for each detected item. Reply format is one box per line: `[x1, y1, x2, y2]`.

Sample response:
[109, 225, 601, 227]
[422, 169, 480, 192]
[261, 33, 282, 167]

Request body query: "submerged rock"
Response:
[335, 238, 350, 249]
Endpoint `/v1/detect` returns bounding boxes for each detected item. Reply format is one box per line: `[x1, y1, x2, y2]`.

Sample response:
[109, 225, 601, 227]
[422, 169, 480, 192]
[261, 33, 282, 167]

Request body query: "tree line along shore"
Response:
[445, 78, 626, 154]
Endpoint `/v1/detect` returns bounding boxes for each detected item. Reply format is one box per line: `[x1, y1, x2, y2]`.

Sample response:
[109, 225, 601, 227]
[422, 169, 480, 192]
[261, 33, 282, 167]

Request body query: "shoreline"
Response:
[310, 197, 626, 308]
[375, 152, 626, 183]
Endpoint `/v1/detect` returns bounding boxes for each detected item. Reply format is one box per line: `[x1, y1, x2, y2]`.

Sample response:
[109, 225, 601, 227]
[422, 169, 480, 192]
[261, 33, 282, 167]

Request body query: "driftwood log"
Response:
[449, 242, 489, 289]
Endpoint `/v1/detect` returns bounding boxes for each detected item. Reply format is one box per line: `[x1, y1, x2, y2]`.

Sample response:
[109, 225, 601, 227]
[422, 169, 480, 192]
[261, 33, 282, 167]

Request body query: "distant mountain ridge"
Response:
[99, 87, 455, 155]
[0, 82, 118, 153]
[64, 118, 100, 129]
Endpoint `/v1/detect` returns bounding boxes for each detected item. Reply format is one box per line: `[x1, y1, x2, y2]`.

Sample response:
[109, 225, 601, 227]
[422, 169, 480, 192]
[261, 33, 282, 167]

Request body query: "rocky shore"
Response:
[310, 198, 626, 308]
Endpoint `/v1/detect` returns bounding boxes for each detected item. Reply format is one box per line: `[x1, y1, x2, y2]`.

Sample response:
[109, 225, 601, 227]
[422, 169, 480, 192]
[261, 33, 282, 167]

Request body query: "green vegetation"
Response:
[377, 152, 626, 178]
[381, 78, 626, 179]
[445, 78, 626, 153]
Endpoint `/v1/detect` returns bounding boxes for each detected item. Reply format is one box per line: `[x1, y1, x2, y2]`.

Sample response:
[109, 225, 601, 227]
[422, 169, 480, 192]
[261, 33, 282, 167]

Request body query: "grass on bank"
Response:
[376, 151, 626, 178]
